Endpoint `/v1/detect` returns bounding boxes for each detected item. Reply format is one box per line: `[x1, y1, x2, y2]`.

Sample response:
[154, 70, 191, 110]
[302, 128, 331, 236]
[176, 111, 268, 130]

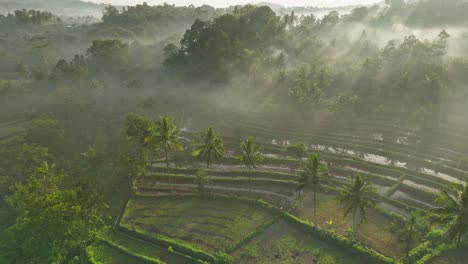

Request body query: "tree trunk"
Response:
[249, 167, 252, 196]
[406, 223, 414, 261]
[208, 156, 213, 197]
[352, 209, 357, 240]
[164, 142, 172, 194]
[456, 232, 462, 264]
[313, 190, 317, 229]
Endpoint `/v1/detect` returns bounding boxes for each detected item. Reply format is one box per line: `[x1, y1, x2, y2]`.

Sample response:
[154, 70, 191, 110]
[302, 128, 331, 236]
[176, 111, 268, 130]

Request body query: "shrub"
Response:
[214, 252, 233, 264]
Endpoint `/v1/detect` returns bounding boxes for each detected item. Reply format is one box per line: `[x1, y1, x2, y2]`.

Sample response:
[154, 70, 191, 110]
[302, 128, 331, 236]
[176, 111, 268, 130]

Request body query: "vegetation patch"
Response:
[120, 195, 279, 254]
[294, 193, 406, 259]
[232, 220, 362, 264]
[99, 228, 201, 264]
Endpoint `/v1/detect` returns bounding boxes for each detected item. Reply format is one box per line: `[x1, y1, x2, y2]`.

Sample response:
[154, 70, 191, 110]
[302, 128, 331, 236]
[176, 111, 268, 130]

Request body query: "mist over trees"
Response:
[1, 0, 468, 263]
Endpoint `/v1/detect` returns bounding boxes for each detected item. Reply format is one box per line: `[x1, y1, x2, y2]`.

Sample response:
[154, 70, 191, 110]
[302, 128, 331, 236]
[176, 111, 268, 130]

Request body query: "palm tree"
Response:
[154, 116, 183, 193]
[430, 182, 468, 250]
[389, 211, 427, 261]
[194, 169, 209, 196]
[236, 137, 264, 194]
[299, 154, 330, 228]
[193, 127, 225, 193]
[338, 173, 379, 239]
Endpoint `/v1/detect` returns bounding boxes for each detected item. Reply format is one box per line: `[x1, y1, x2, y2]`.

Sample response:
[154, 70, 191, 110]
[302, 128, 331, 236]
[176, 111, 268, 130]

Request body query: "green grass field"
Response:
[99, 228, 197, 264]
[232, 220, 361, 264]
[120, 196, 279, 253]
[295, 193, 406, 259]
[88, 242, 146, 264]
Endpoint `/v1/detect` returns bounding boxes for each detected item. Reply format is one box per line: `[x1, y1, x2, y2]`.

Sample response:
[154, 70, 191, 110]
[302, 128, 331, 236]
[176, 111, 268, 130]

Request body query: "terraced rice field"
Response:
[232, 220, 361, 264]
[295, 193, 405, 259]
[99, 229, 197, 264]
[0, 116, 28, 143]
[119, 113, 468, 263]
[120, 196, 279, 253]
[88, 242, 146, 264]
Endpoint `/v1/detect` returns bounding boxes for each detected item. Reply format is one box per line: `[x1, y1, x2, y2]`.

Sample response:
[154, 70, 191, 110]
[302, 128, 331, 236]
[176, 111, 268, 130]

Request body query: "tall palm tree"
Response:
[236, 137, 264, 194]
[193, 127, 225, 193]
[154, 116, 183, 193]
[389, 211, 427, 261]
[431, 182, 468, 249]
[338, 173, 379, 239]
[299, 154, 330, 228]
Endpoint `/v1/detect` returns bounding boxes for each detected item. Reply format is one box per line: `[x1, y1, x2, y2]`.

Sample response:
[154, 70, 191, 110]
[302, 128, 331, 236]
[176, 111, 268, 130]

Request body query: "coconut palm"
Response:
[430, 182, 468, 249]
[193, 127, 225, 192]
[236, 137, 264, 194]
[299, 154, 330, 228]
[389, 211, 427, 261]
[194, 169, 209, 196]
[338, 173, 379, 239]
[154, 116, 183, 193]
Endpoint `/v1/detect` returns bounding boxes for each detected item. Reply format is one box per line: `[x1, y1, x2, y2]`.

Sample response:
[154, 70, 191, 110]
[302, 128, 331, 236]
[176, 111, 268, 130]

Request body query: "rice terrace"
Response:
[1, 0, 468, 264]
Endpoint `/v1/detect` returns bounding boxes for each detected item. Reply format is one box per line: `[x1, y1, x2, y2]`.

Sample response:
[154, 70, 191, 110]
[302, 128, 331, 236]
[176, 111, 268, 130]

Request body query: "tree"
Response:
[86, 39, 129, 74]
[236, 137, 264, 194]
[299, 154, 330, 228]
[338, 173, 379, 239]
[193, 127, 225, 194]
[7, 162, 104, 263]
[286, 142, 307, 171]
[389, 211, 427, 261]
[15, 143, 53, 181]
[25, 117, 64, 155]
[80, 146, 103, 183]
[154, 116, 183, 193]
[194, 169, 209, 196]
[430, 182, 468, 249]
[124, 114, 154, 193]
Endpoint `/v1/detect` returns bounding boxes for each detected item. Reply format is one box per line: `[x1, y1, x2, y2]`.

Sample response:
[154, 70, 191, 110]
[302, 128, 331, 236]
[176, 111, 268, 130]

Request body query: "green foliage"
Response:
[13, 9, 54, 24]
[236, 137, 264, 170]
[282, 212, 395, 264]
[7, 162, 104, 263]
[285, 142, 307, 160]
[164, 5, 284, 83]
[214, 252, 233, 264]
[86, 39, 129, 74]
[338, 173, 380, 238]
[51, 55, 88, 81]
[430, 181, 468, 248]
[25, 116, 64, 154]
[388, 211, 428, 259]
[14, 143, 53, 180]
[299, 154, 330, 193]
[125, 114, 154, 192]
[193, 127, 225, 169]
[167, 246, 174, 253]
[194, 169, 209, 195]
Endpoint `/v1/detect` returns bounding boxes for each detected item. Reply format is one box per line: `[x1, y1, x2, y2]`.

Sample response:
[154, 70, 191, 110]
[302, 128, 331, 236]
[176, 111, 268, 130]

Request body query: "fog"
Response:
[1, 1, 468, 263]
[87, 0, 382, 8]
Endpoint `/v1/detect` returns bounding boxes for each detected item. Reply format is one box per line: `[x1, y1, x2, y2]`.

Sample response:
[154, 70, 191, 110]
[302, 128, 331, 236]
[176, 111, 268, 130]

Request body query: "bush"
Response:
[282, 213, 395, 264]
[214, 252, 233, 264]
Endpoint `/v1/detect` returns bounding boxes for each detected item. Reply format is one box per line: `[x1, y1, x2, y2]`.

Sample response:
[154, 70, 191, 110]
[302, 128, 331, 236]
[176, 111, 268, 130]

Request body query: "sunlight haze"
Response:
[87, 0, 382, 8]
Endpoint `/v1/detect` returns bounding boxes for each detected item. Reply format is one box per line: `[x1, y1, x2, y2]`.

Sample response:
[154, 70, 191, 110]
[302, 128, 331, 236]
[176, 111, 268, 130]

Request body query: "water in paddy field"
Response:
[363, 153, 391, 165]
[419, 167, 462, 184]
[374, 185, 391, 195]
[402, 180, 439, 193]
[390, 191, 434, 208]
